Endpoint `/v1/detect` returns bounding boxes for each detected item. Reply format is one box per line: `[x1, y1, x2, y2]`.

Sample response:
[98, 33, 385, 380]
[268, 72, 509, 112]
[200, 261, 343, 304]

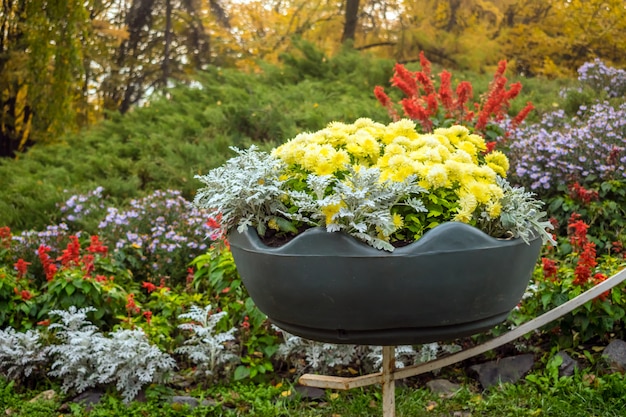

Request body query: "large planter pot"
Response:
[229, 222, 542, 345]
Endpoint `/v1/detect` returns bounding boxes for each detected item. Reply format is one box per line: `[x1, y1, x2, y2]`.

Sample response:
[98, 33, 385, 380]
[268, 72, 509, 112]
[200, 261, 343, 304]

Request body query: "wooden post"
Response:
[382, 346, 396, 417]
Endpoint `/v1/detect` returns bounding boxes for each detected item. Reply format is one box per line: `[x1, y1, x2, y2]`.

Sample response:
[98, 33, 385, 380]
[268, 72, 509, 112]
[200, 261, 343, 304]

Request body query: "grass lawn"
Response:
[3, 369, 626, 416]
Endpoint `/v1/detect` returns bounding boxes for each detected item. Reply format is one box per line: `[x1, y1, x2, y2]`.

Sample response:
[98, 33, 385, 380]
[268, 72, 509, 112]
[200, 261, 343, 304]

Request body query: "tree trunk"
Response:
[163, 0, 172, 84]
[341, 0, 360, 43]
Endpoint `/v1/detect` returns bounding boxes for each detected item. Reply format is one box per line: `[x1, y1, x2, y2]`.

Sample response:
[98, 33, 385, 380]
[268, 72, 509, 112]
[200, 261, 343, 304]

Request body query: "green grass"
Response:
[3, 371, 625, 416]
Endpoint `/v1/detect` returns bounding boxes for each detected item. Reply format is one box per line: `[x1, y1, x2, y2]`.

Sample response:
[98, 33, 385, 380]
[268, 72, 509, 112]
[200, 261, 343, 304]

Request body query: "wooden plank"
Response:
[382, 346, 396, 417]
[299, 372, 382, 390]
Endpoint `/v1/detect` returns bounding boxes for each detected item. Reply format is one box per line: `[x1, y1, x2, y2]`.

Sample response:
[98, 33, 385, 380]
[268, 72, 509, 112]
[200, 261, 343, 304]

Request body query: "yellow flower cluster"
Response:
[273, 118, 510, 222]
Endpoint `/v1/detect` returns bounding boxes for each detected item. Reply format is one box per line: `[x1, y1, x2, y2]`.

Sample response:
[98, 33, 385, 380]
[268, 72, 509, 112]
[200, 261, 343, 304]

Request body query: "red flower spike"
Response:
[142, 281, 157, 293]
[0, 226, 11, 248]
[419, 51, 431, 77]
[14, 259, 31, 278]
[541, 258, 558, 281]
[438, 71, 454, 113]
[59, 236, 81, 267]
[509, 102, 535, 131]
[87, 235, 108, 255]
[392, 63, 418, 97]
[143, 310, 153, 324]
[374, 86, 400, 122]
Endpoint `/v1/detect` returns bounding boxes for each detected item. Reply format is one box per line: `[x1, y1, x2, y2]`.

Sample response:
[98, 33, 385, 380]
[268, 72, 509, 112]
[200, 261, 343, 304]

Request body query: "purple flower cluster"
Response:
[506, 101, 626, 193]
[95, 190, 212, 283]
[58, 187, 107, 223]
[10, 189, 216, 287]
[577, 58, 626, 98]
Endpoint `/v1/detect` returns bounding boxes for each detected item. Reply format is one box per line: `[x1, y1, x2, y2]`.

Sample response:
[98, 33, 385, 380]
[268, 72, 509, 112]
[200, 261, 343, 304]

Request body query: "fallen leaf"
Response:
[426, 400, 438, 411]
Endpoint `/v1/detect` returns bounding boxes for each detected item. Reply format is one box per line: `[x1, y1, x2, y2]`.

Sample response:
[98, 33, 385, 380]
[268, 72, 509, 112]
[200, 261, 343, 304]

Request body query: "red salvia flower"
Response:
[143, 310, 153, 324]
[455, 81, 473, 112]
[82, 254, 95, 277]
[20, 290, 32, 301]
[484, 141, 497, 154]
[567, 213, 588, 252]
[438, 70, 454, 113]
[495, 59, 507, 78]
[509, 102, 535, 131]
[125, 293, 140, 314]
[392, 63, 418, 97]
[59, 235, 81, 267]
[606, 146, 621, 167]
[573, 241, 597, 285]
[541, 257, 558, 281]
[95, 275, 109, 283]
[419, 51, 431, 77]
[142, 281, 157, 293]
[568, 182, 599, 204]
[401, 98, 432, 131]
[592, 273, 610, 301]
[426, 93, 439, 114]
[610, 241, 623, 255]
[87, 235, 108, 255]
[0, 226, 11, 248]
[37, 244, 57, 281]
[505, 82, 522, 101]
[13, 259, 31, 278]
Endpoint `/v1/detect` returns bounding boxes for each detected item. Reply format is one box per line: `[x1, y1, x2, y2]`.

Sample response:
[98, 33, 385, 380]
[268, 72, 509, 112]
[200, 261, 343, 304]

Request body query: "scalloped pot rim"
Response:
[228, 221, 536, 258]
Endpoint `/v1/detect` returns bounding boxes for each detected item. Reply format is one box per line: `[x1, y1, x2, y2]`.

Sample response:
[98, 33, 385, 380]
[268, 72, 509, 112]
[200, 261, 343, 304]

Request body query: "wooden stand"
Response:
[299, 268, 626, 417]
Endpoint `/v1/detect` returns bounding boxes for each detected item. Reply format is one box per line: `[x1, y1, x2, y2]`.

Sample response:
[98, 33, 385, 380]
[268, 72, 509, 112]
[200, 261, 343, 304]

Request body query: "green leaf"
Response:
[273, 216, 298, 233]
[234, 366, 250, 380]
[65, 285, 76, 296]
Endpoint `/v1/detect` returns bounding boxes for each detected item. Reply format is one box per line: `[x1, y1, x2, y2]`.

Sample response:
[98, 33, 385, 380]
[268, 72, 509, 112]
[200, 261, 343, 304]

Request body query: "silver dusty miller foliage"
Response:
[175, 304, 238, 379]
[46, 306, 176, 403]
[275, 329, 360, 374]
[276, 328, 462, 374]
[286, 166, 427, 251]
[193, 146, 288, 237]
[0, 327, 48, 380]
[477, 176, 556, 245]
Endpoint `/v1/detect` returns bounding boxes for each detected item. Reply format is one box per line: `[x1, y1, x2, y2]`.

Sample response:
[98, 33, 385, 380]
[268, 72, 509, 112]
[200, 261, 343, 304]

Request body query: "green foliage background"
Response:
[0, 44, 571, 233]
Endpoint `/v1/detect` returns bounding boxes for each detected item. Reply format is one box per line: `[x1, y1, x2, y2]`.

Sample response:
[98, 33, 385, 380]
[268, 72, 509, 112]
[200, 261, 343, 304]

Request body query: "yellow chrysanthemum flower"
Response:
[484, 150, 510, 178]
[382, 119, 419, 144]
[425, 164, 449, 189]
[268, 218, 280, 231]
[392, 213, 404, 228]
[321, 202, 343, 225]
[466, 181, 492, 204]
[466, 133, 487, 152]
[457, 141, 478, 161]
[486, 201, 502, 218]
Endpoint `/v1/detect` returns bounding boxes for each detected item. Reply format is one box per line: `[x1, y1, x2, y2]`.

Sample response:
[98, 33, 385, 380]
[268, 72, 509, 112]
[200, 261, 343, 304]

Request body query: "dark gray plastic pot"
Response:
[228, 222, 542, 345]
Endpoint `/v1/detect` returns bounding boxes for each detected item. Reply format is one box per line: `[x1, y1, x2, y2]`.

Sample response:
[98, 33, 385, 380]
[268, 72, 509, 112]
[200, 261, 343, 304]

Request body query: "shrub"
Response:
[577, 58, 626, 99]
[175, 304, 238, 382]
[2, 231, 131, 331]
[374, 52, 534, 142]
[0, 328, 47, 382]
[506, 102, 626, 195]
[511, 215, 626, 347]
[46, 306, 176, 403]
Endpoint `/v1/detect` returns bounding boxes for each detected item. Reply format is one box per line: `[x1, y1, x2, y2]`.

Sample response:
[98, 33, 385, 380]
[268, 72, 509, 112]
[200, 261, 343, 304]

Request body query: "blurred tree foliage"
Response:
[1, 0, 625, 156]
